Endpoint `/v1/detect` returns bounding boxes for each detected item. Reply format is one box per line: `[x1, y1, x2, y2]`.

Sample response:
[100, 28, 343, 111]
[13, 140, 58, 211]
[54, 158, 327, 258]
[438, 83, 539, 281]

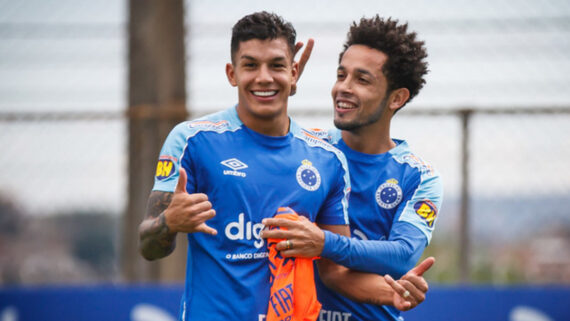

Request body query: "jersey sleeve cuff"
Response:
[321, 230, 343, 259]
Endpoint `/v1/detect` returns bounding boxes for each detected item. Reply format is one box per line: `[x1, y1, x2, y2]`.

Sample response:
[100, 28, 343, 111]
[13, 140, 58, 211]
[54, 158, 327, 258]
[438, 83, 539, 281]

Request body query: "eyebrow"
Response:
[240, 55, 287, 62]
[337, 65, 375, 78]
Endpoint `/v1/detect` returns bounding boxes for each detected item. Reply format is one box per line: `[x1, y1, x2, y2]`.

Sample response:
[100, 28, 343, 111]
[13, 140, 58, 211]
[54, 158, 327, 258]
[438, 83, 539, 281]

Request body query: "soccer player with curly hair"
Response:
[263, 15, 442, 321]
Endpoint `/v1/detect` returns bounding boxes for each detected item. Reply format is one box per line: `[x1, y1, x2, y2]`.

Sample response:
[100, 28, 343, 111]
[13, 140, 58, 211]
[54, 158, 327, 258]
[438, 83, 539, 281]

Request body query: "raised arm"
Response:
[138, 168, 217, 261]
[290, 38, 314, 96]
[295, 38, 314, 81]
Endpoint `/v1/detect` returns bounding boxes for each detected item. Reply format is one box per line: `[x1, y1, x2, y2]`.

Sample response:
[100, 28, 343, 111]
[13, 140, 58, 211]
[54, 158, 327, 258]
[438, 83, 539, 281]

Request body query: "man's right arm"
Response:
[138, 167, 217, 261]
[138, 191, 177, 261]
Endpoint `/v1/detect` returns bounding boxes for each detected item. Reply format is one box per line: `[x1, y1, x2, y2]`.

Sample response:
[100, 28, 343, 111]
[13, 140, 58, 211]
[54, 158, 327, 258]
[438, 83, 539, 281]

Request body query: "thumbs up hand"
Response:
[164, 167, 217, 235]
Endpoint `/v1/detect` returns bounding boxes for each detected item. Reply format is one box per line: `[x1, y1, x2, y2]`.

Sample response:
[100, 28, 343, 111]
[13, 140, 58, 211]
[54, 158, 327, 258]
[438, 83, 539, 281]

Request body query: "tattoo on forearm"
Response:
[139, 191, 177, 260]
[147, 191, 173, 218]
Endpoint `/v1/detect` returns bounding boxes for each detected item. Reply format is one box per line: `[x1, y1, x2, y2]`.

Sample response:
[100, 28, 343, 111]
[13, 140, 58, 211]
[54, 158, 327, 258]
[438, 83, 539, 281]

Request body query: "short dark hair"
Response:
[230, 11, 297, 63]
[340, 15, 428, 105]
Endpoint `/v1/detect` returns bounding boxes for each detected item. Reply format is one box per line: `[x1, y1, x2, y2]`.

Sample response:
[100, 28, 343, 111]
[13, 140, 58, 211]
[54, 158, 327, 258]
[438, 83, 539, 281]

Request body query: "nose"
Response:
[335, 76, 353, 95]
[256, 64, 273, 84]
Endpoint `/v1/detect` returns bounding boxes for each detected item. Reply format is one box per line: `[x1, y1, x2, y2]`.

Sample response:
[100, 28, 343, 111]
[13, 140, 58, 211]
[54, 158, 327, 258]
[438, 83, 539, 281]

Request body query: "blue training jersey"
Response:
[152, 107, 350, 321]
[314, 128, 443, 321]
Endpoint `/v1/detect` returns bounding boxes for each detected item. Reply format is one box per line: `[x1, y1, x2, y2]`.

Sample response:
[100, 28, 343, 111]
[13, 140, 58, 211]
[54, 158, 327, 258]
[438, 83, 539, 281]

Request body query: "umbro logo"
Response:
[221, 158, 248, 177]
[221, 158, 248, 170]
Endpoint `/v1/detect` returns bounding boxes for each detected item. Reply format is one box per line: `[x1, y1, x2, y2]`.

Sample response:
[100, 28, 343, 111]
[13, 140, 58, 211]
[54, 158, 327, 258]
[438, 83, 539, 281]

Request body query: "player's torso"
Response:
[316, 135, 421, 321]
[336, 140, 419, 243]
[187, 126, 340, 249]
[178, 115, 347, 320]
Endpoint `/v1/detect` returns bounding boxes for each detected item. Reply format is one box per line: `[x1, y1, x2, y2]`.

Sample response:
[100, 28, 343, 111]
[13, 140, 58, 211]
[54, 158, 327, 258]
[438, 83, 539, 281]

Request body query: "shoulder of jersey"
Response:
[293, 128, 349, 172]
[393, 148, 438, 177]
[176, 110, 241, 136]
[296, 128, 336, 150]
[304, 128, 330, 141]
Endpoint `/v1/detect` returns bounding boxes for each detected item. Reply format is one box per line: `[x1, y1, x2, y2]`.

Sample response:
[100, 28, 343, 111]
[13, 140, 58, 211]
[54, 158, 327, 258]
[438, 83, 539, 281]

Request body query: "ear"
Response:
[289, 61, 299, 96]
[226, 62, 237, 87]
[291, 61, 299, 86]
[388, 88, 410, 112]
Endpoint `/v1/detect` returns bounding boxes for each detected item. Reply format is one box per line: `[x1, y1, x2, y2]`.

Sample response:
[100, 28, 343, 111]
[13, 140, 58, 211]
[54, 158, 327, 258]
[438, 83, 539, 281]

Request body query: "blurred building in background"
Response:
[0, 0, 570, 285]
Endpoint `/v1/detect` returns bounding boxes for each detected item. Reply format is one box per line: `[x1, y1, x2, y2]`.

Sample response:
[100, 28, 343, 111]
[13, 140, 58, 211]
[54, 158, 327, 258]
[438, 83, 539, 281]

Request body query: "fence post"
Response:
[123, 0, 188, 282]
[459, 109, 472, 283]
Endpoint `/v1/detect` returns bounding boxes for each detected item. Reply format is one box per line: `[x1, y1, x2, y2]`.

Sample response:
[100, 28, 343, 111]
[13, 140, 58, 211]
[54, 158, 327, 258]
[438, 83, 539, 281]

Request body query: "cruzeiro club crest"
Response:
[375, 178, 403, 209]
[296, 159, 321, 191]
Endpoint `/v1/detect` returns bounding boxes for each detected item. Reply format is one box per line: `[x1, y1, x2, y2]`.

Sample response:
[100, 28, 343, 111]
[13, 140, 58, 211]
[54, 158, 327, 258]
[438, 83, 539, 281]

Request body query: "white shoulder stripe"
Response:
[392, 147, 436, 178]
[181, 108, 243, 139]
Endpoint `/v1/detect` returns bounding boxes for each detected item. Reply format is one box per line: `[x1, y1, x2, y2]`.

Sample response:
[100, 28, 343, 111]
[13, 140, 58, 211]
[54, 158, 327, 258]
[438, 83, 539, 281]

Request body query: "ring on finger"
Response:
[402, 290, 410, 299]
[285, 239, 292, 250]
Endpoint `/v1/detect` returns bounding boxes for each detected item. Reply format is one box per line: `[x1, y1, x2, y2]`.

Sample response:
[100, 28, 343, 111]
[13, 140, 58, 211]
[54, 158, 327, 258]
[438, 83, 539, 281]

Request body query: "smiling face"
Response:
[226, 38, 297, 133]
[332, 44, 391, 132]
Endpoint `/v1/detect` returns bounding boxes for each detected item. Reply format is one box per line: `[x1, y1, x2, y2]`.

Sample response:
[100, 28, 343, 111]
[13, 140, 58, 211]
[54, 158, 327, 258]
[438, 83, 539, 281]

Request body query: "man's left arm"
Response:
[273, 172, 443, 277]
[260, 198, 437, 278]
[315, 224, 433, 310]
[319, 223, 426, 277]
[261, 219, 432, 310]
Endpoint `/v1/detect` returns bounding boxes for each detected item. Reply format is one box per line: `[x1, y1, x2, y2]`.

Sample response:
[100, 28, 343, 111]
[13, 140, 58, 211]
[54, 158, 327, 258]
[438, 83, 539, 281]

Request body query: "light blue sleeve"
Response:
[152, 122, 190, 193]
[397, 173, 443, 244]
[320, 170, 442, 277]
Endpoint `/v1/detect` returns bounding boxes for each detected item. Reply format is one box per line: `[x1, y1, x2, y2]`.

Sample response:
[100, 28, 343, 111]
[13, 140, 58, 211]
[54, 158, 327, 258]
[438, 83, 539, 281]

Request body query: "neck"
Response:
[236, 108, 290, 136]
[250, 119, 290, 136]
[341, 117, 394, 154]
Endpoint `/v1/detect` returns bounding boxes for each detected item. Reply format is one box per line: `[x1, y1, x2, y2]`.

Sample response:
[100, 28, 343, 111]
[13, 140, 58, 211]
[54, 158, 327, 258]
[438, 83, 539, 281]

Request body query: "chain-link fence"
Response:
[1, 0, 570, 285]
[1, 109, 569, 285]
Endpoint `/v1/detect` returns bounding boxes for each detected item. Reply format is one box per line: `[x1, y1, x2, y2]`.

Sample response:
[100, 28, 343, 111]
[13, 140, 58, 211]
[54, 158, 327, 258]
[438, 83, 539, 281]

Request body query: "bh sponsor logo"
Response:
[155, 156, 176, 181]
[224, 213, 264, 248]
[414, 199, 438, 227]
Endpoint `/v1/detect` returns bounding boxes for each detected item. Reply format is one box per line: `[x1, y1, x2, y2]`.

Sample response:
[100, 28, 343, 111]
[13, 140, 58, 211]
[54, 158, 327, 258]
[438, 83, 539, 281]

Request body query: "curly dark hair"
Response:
[340, 15, 428, 105]
[230, 11, 296, 63]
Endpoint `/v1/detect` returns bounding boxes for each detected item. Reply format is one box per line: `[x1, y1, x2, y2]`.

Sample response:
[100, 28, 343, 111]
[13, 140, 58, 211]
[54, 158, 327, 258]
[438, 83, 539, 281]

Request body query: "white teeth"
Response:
[253, 91, 277, 97]
[337, 101, 356, 109]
